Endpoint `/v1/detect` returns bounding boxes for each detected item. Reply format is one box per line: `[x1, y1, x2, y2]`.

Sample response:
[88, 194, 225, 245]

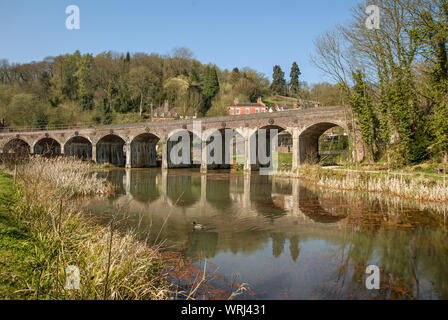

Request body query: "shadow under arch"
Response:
[3, 138, 30, 155]
[203, 128, 245, 170]
[96, 134, 126, 167]
[34, 137, 61, 156]
[64, 136, 92, 160]
[167, 129, 201, 169]
[131, 133, 160, 168]
[250, 124, 290, 171]
[299, 121, 349, 164]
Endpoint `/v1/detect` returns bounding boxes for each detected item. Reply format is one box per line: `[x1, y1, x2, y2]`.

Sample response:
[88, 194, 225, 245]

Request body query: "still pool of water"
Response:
[85, 169, 448, 300]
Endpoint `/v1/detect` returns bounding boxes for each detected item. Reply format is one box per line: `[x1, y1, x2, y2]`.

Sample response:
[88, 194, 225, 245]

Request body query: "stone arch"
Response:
[33, 137, 61, 156]
[64, 136, 93, 160]
[250, 124, 288, 170]
[250, 124, 288, 141]
[232, 128, 247, 139]
[130, 132, 161, 168]
[298, 121, 349, 164]
[166, 129, 201, 168]
[96, 134, 126, 167]
[227, 129, 245, 167]
[202, 127, 244, 170]
[3, 138, 31, 155]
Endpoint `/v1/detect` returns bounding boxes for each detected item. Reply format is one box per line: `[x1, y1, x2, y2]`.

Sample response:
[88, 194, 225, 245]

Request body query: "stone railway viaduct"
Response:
[0, 106, 363, 172]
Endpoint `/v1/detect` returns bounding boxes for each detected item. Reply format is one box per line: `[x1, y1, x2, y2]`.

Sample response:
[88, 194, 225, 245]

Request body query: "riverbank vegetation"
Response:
[0, 171, 34, 298]
[275, 165, 448, 203]
[1, 157, 249, 300]
[0, 157, 173, 299]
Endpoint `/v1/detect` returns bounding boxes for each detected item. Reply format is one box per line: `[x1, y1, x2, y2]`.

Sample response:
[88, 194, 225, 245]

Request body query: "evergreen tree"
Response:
[201, 65, 220, 115]
[289, 62, 301, 96]
[271, 65, 287, 96]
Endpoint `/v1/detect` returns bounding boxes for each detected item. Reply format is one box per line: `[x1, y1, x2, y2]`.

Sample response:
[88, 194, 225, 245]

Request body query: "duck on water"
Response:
[192, 222, 206, 231]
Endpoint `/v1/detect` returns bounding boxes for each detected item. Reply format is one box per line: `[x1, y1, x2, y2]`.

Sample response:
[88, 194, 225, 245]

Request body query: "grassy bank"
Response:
[0, 157, 172, 299]
[274, 165, 448, 203]
[0, 171, 34, 299]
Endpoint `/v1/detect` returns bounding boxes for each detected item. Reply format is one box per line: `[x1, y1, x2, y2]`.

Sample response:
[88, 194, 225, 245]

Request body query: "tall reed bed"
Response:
[274, 165, 448, 203]
[18, 156, 113, 196]
[9, 157, 171, 299]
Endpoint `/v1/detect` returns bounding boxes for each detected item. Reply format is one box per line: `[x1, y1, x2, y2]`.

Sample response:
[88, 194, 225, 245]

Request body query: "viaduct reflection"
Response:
[96, 169, 350, 260]
[105, 169, 347, 222]
[87, 169, 448, 299]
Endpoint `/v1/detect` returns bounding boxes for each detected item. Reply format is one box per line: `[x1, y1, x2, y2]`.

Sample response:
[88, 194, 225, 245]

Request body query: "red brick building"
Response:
[228, 98, 269, 115]
[228, 98, 303, 116]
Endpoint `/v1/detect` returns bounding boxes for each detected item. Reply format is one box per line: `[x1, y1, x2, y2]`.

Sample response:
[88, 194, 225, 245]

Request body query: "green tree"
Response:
[75, 53, 94, 110]
[349, 71, 377, 161]
[6, 94, 37, 127]
[289, 62, 301, 96]
[50, 53, 79, 101]
[201, 65, 220, 115]
[271, 65, 287, 96]
[229, 68, 241, 87]
[129, 66, 158, 117]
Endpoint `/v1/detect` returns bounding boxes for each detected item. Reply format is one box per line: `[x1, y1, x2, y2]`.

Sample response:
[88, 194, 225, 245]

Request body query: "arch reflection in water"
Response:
[86, 169, 448, 299]
[166, 172, 201, 207]
[250, 175, 287, 219]
[89, 170, 356, 254]
[128, 170, 161, 203]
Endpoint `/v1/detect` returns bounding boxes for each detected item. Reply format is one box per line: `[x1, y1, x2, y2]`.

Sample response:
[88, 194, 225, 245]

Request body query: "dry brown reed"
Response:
[5, 156, 249, 300]
[274, 165, 448, 203]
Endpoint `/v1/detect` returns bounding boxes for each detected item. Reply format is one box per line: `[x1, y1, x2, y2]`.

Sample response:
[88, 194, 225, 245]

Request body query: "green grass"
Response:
[0, 171, 34, 299]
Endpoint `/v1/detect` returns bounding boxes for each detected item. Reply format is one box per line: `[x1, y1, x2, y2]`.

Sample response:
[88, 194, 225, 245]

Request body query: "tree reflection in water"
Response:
[86, 169, 448, 300]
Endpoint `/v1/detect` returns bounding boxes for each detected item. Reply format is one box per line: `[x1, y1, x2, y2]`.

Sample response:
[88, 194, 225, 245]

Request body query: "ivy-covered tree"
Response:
[349, 71, 377, 161]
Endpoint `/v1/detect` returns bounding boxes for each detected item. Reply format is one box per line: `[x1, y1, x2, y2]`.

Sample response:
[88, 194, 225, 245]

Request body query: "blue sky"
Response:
[0, 0, 361, 84]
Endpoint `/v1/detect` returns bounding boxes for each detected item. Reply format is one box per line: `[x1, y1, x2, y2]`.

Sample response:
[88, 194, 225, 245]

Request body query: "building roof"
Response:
[230, 103, 266, 108]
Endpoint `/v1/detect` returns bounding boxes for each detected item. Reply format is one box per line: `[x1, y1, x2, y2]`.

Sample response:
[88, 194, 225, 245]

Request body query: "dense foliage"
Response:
[0, 48, 274, 126]
[1, 0, 446, 167]
[312, 0, 448, 165]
